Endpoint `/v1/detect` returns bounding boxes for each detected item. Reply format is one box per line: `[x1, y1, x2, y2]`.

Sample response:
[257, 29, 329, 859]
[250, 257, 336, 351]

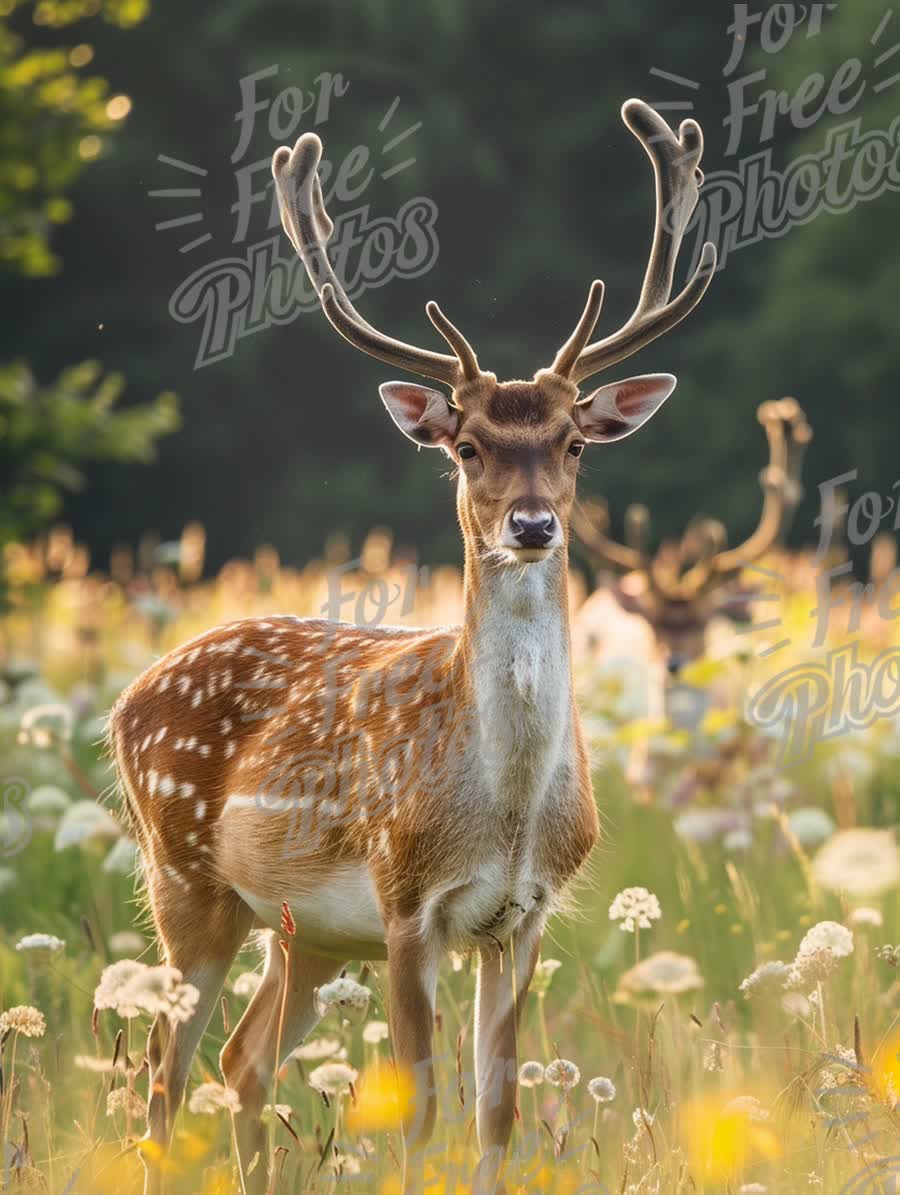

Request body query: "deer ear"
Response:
[575, 374, 676, 443]
[379, 382, 460, 449]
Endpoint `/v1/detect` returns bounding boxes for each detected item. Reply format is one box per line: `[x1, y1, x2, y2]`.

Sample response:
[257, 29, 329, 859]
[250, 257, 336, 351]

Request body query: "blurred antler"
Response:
[574, 399, 813, 601]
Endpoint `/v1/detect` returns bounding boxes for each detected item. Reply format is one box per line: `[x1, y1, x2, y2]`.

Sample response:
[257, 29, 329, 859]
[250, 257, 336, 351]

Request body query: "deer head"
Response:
[271, 100, 716, 565]
[573, 399, 813, 672]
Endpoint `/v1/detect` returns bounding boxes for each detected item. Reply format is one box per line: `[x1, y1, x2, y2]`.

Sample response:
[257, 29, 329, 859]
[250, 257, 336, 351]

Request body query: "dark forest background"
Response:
[3, 0, 898, 572]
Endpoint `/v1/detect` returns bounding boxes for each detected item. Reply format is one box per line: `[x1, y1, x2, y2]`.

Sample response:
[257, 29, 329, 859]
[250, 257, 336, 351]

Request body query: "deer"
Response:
[107, 98, 716, 1195]
[571, 399, 811, 790]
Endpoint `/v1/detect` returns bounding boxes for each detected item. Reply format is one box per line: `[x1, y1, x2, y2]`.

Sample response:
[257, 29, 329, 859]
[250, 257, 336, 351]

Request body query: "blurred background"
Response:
[3, 0, 898, 575]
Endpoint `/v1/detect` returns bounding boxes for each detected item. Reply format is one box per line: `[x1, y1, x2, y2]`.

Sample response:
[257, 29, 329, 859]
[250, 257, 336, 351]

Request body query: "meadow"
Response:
[1, 523, 899, 1194]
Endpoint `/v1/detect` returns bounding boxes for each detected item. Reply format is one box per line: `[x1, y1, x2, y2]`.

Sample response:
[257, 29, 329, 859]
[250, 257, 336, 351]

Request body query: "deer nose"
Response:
[510, 509, 557, 549]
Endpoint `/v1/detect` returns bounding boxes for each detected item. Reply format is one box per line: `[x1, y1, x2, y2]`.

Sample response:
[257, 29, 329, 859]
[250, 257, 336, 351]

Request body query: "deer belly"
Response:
[233, 865, 387, 959]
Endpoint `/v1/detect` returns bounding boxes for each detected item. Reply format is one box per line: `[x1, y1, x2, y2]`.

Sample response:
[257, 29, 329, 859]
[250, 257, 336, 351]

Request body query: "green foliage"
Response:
[0, 0, 141, 275]
[0, 358, 178, 545]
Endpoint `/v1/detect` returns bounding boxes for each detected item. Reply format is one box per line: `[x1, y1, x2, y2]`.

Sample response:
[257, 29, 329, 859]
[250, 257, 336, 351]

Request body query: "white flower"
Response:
[54, 801, 120, 850]
[609, 887, 662, 933]
[848, 907, 883, 928]
[812, 829, 900, 898]
[781, 992, 812, 1018]
[292, 1036, 344, 1061]
[362, 1020, 389, 1045]
[19, 702, 73, 746]
[315, 978, 371, 1016]
[94, 959, 199, 1022]
[232, 972, 263, 1000]
[588, 1076, 616, 1103]
[787, 807, 835, 847]
[619, 950, 704, 995]
[797, 921, 854, 960]
[739, 961, 791, 998]
[544, 1059, 580, 1089]
[106, 1087, 147, 1119]
[531, 958, 562, 996]
[15, 933, 65, 955]
[785, 948, 839, 989]
[188, 1082, 241, 1114]
[0, 1005, 46, 1037]
[632, 1106, 654, 1128]
[261, 1103, 293, 1125]
[517, 1061, 545, 1088]
[27, 785, 72, 815]
[102, 837, 138, 874]
[109, 931, 145, 955]
[308, 1062, 357, 1096]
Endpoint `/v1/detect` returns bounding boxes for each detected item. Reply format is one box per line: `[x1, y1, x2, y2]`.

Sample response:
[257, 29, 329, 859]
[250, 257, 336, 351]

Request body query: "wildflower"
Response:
[848, 907, 883, 928]
[544, 1059, 580, 1089]
[315, 977, 371, 1016]
[609, 887, 662, 933]
[260, 1103, 292, 1125]
[724, 1096, 769, 1123]
[102, 837, 138, 874]
[94, 959, 199, 1022]
[619, 950, 704, 995]
[346, 1066, 414, 1131]
[531, 958, 562, 996]
[109, 931, 145, 955]
[74, 1053, 127, 1073]
[362, 1020, 390, 1045]
[188, 1082, 242, 1114]
[27, 785, 72, 815]
[797, 921, 854, 959]
[632, 1106, 654, 1128]
[739, 961, 791, 998]
[19, 702, 73, 747]
[588, 1076, 616, 1103]
[786, 807, 835, 847]
[15, 933, 65, 955]
[812, 829, 900, 898]
[876, 944, 900, 967]
[54, 800, 120, 850]
[785, 948, 840, 989]
[107, 1087, 147, 1119]
[781, 992, 812, 1018]
[308, 1062, 358, 1096]
[517, 1061, 545, 1088]
[232, 972, 263, 1000]
[0, 1005, 46, 1038]
[293, 1036, 345, 1061]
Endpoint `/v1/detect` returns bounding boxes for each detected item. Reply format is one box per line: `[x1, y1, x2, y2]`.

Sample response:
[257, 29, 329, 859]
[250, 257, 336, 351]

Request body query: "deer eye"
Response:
[567, 441, 586, 458]
[456, 443, 478, 460]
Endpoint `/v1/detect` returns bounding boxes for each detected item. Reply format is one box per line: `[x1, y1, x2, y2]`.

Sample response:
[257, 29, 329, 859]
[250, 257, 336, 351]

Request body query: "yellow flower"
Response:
[681, 1092, 781, 1182]
[346, 1065, 414, 1132]
[872, 1029, 900, 1107]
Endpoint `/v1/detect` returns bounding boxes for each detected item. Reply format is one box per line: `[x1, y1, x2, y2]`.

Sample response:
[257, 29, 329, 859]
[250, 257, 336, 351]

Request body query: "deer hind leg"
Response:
[220, 932, 345, 1195]
[140, 870, 253, 1194]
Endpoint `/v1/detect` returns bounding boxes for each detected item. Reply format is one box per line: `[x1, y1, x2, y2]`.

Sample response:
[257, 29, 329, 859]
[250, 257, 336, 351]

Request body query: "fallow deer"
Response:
[108, 99, 716, 1194]
[571, 399, 811, 787]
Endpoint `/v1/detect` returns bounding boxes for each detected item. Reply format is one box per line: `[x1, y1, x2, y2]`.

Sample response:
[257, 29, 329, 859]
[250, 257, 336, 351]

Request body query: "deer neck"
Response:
[453, 532, 574, 796]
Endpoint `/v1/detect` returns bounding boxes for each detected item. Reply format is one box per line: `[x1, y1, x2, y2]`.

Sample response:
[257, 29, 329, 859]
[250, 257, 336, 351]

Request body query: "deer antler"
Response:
[271, 134, 481, 390]
[551, 100, 717, 387]
[676, 400, 812, 594]
[574, 401, 812, 601]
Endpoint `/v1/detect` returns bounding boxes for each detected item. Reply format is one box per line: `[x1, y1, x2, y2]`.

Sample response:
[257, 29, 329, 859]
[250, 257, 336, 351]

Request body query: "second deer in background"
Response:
[572, 399, 811, 786]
